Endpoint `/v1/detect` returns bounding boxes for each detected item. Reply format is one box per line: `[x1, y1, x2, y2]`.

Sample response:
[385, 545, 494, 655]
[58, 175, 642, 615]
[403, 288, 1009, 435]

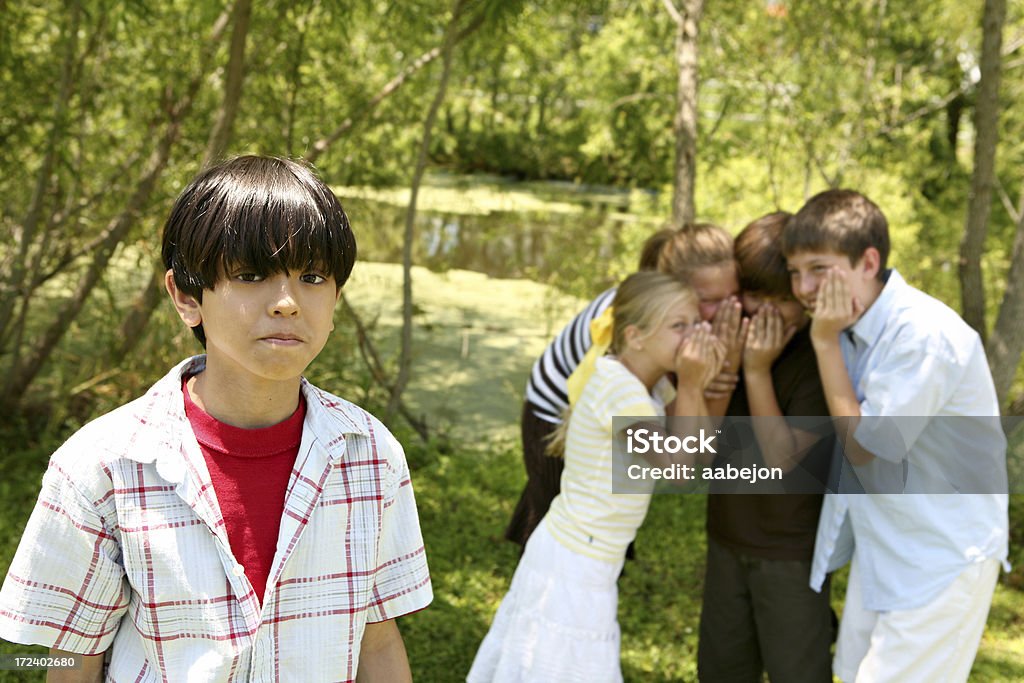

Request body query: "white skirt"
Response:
[466, 520, 625, 683]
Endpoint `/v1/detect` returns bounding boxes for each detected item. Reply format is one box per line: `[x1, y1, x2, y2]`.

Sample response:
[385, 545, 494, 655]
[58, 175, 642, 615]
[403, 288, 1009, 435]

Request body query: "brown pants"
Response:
[505, 402, 563, 547]
[698, 537, 835, 683]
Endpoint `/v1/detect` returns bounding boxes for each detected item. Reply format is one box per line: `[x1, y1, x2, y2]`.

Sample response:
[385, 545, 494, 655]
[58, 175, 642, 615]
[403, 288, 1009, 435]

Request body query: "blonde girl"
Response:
[508, 223, 742, 551]
[468, 272, 725, 683]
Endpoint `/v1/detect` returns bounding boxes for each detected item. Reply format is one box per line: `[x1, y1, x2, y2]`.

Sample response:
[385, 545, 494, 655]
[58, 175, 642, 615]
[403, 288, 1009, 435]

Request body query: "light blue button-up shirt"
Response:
[810, 270, 1009, 611]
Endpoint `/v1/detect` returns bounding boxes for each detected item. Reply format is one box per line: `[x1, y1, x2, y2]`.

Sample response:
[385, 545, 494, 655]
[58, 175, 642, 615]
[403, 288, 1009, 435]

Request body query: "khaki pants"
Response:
[835, 556, 1000, 683]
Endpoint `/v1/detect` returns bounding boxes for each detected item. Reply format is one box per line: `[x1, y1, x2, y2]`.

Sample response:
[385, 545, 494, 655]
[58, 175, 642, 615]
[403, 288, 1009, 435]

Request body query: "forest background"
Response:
[1, 0, 1023, 680]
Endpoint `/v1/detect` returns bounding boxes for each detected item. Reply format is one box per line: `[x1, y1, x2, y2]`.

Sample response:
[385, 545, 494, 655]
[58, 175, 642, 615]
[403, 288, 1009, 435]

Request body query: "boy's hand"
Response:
[704, 297, 746, 400]
[704, 371, 739, 400]
[810, 268, 862, 348]
[711, 297, 748, 373]
[744, 305, 796, 375]
[705, 334, 727, 388]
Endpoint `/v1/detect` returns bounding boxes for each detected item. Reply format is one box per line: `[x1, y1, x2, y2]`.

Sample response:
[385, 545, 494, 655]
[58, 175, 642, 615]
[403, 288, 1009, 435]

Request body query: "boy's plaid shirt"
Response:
[0, 357, 432, 682]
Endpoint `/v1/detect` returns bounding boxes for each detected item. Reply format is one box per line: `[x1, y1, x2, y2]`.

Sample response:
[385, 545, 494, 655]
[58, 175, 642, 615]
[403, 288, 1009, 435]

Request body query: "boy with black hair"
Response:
[783, 189, 1008, 682]
[0, 156, 432, 682]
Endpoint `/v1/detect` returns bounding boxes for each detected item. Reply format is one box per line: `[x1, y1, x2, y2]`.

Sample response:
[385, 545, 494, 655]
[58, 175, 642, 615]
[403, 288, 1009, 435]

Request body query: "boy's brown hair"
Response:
[782, 189, 890, 278]
[735, 212, 793, 297]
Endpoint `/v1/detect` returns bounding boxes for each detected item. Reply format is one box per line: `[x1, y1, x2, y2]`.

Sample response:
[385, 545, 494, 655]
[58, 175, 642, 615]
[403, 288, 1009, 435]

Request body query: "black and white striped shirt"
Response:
[524, 287, 617, 423]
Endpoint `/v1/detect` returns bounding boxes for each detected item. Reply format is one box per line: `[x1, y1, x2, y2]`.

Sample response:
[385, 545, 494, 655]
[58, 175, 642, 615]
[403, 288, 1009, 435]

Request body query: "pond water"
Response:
[337, 173, 665, 295]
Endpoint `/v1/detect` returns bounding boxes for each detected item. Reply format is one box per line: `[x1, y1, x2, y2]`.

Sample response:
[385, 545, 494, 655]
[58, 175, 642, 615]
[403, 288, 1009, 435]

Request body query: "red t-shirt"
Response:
[182, 378, 305, 605]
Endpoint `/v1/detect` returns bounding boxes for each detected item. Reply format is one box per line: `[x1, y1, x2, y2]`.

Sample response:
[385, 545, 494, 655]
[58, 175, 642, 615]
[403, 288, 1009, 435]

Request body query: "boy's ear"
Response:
[164, 269, 202, 328]
[857, 247, 882, 279]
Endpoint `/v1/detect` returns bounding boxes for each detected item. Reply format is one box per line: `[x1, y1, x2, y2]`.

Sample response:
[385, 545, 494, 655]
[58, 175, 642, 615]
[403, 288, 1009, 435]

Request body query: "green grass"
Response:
[399, 442, 1024, 682]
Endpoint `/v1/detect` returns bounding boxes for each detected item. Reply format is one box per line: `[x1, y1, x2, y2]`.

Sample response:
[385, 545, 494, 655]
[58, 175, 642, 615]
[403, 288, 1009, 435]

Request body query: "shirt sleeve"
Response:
[595, 367, 663, 429]
[0, 461, 129, 653]
[587, 369, 662, 471]
[364, 432, 432, 623]
[854, 332, 967, 463]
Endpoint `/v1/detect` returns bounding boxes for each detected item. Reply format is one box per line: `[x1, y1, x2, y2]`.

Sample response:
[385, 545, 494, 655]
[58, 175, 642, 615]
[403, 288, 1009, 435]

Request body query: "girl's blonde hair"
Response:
[546, 272, 697, 457]
[608, 271, 697, 354]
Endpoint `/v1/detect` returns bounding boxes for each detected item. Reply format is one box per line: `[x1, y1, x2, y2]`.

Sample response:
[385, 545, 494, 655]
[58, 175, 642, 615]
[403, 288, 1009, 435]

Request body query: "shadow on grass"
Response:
[400, 444, 525, 682]
[404, 446, 717, 682]
[618, 495, 706, 682]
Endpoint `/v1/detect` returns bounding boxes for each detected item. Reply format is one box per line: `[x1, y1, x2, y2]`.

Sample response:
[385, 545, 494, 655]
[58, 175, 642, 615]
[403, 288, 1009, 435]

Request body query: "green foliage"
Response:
[0, 426, 62, 682]
[3, 0, 1024, 408]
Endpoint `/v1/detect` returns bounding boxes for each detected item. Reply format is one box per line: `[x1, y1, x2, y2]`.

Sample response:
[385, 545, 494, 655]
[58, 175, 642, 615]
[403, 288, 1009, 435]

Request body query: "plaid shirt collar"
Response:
[122, 355, 370, 475]
[120, 356, 376, 602]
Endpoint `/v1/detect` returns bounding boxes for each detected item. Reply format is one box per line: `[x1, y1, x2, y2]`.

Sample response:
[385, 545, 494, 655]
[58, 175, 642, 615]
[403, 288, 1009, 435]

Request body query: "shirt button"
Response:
[232, 564, 245, 576]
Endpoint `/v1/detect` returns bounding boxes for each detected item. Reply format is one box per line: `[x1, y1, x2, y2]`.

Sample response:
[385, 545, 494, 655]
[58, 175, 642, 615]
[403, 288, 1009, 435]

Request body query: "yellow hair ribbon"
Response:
[566, 306, 615, 407]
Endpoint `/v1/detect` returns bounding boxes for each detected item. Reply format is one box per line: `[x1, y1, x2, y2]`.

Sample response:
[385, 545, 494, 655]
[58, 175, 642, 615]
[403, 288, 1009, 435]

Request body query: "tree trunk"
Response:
[3, 118, 185, 403]
[987, 185, 1024, 408]
[0, 0, 80, 354]
[284, 17, 309, 156]
[203, 0, 252, 167]
[114, 2, 245, 361]
[386, 0, 468, 421]
[111, 262, 168, 360]
[112, 5, 484, 369]
[664, 0, 702, 228]
[0, 9, 230, 407]
[959, 0, 1006, 338]
[339, 295, 429, 440]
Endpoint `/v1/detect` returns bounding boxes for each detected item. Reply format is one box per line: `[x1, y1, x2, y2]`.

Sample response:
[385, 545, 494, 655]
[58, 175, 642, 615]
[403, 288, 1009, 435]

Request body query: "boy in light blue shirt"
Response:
[782, 189, 1009, 683]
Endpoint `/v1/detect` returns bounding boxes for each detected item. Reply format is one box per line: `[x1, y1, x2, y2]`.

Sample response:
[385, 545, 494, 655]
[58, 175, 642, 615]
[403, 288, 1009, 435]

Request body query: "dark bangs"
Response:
[163, 156, 356, 299]
[213, 181, 354, 283]
[735, 211, 792, 297]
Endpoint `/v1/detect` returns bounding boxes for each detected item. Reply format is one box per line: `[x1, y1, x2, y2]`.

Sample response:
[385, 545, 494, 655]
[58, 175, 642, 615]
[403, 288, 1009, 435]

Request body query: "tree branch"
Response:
[661, 0, 683, 26]
[670, 0, 703, 227]
[387, 0, 468, 421]
[202, 0, 252, 167]
[0, 0, 81, 352]
[995, 177, 1023, 224]
[987, 181, 1024, 407]
[0, 7, 231, 406]
[340, 295, 429, 441]
[307, 7, 487, 163]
